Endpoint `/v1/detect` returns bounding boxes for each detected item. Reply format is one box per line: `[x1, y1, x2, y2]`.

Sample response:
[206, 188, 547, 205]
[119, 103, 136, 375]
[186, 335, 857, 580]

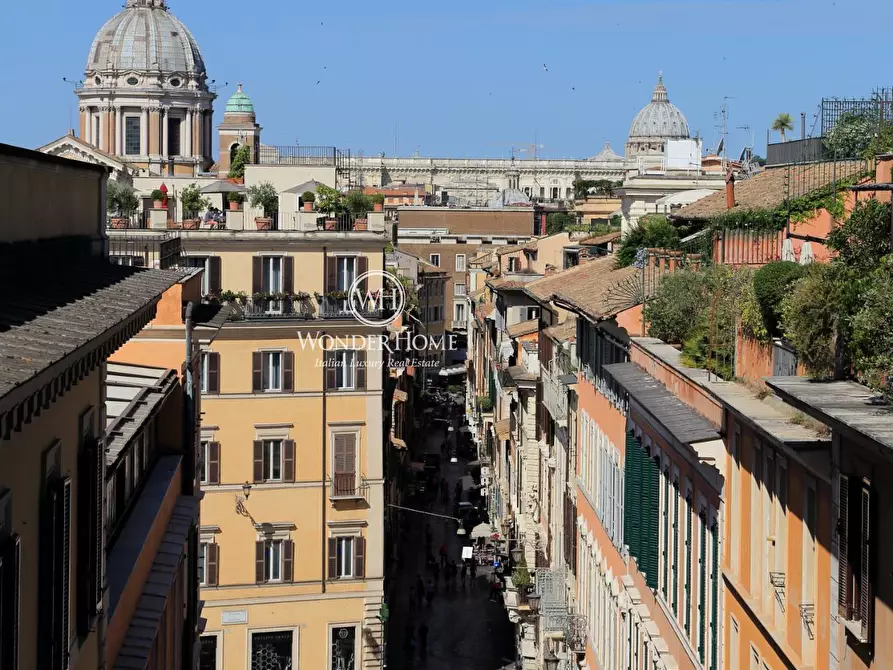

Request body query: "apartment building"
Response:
[106, 199, 392, 669]
[0, 143, 204, 670]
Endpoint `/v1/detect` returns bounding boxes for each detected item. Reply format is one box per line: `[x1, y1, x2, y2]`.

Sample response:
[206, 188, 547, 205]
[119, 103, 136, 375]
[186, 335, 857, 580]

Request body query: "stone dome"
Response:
[86, 0, 205, 76]
[627, 74, 690, 149]
[225, 84, 255, 114]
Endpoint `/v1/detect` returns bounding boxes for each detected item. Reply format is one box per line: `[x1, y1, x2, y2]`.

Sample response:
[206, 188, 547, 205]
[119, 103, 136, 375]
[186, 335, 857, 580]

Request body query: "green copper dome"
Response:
[225, 83, 255, 114]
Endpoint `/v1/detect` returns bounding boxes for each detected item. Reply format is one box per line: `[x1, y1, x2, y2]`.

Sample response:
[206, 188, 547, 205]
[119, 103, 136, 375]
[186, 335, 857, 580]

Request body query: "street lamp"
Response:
[387, 504, 466, 536]
[542, 646, 559, 670]
[242, 481, 253, 499]
[510, 546, 523, 563]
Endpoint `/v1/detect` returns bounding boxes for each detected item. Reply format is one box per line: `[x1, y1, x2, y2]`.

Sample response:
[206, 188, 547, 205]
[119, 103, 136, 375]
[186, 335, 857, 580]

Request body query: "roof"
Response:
[487, 277, 536, 292]
[765, 377, 893, 451]
[496, 244, 524, 256]
[225, 83, 255, 114]
[0, 262, 185, 403]
[581, 231, 621, 245]
[282, 179, 327, 195]
[508, 366, 538, 384]
[543, 317, 576, 343]
[507, 319, 539, 338]
[675, 160, 866, 221]
[476, 302, 495, 321]
[603, 362, 720, 445]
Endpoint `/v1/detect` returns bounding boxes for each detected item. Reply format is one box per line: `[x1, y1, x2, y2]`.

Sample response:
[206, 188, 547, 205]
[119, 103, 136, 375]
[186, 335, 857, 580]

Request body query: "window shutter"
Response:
[334, 435, 347, 474]
[253, 441, 264, 483]
[56, 478, 71, 666]
[328, 538, 338, 579]
[710, 520, 719, 670]
[252, 352, 263, 393]
[357, 256, 368, 293]
[837, 473, 851, 618]
[698, 510, 707, 662]
[76, 443, 93, 635]
[255, 541, 265, 584]
[207, 543, 219, 587]
[662, 468, 670, 598]
[208, 442, 220, 485]
[94, 442, 103, 610]
[283, 256, 294, 294]
[283, 440, 296, 483]
[208, 257, 222, 295]
[623, 433, 642, 562]
[643, 455, 660, 591]
[672, 480, 679, 614]
[326, 256, 337, 292]
[283, 541, 294, 582]
[252, 257, 262, 296]
[860, 485, 873, 643]
[685, 493, 693, 635]
[282, 352, 294, 393]
[354, 537, 365, 579]
[355, 350, 367, 390]
[207, 353, 220, 394]
[325, 352, 337, 391]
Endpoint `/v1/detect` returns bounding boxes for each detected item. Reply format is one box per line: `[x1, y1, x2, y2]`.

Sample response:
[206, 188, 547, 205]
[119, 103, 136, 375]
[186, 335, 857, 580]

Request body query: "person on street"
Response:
[488, 575, 502, 602]
[454, 481, 462, 503]
[418, 623, 429, 657]
[439, 543, 447, 568]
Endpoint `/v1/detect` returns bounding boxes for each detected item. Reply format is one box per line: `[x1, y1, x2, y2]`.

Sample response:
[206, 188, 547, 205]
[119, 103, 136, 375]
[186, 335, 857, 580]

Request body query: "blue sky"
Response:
[3, 0, 892, 159]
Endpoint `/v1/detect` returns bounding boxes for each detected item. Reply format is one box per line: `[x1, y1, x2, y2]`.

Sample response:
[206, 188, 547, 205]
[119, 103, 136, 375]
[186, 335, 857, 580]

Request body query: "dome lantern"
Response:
[625, 72, 690, 158]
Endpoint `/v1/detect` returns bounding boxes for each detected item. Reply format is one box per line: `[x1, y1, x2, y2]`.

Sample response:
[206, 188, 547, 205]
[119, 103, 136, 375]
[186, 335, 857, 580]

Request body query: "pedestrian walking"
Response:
[488, 576, 502, 602]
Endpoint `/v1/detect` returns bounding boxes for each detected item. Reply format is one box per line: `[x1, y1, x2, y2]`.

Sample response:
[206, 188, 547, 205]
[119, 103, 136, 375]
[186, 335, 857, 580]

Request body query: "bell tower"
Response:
[218, 83, 262, 175]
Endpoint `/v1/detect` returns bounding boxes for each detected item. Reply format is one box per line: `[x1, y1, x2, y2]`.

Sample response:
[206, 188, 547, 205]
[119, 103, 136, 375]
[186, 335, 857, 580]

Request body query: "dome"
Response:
[628, 74, 690, 142]
[86, 0, 205, 76]
[225, 84, 255, 114]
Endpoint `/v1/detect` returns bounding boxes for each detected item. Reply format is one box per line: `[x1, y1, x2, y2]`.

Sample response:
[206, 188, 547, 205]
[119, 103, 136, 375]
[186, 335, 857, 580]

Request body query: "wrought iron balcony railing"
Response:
[227, 297, 315, 321]
[329, 474, 369, 501]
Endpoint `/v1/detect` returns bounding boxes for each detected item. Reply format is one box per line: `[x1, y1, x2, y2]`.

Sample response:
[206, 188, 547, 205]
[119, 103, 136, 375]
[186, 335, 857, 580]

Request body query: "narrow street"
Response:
[386, 404, 515, 670]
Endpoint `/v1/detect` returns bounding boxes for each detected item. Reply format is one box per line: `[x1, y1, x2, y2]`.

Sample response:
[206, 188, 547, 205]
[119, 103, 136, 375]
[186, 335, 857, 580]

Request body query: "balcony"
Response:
[542, 361, 569, 425]
[227, 296, 315, 321]
[109, 232, 182, 270]
[329, 474, 369, 501]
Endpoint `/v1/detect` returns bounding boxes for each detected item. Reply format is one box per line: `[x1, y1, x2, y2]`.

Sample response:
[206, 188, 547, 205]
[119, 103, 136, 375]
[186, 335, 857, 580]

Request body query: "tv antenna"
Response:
[62, 77, 84, 136]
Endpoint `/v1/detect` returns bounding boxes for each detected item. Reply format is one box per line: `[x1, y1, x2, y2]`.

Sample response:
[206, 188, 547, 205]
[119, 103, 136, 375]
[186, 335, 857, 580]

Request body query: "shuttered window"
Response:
[39, 477, 71, 670]
[710, 518, 720, 670]
[333, 434, 358, 497]
[255, 539, 293, 584]
[642, 451, 660, 591]
[662, 463, 670, 600]
[698, 508, 708, 664]
[672, 478, 679, 616]
[684, 491, 693, 636]
[837, 474, 875, 644]
[623, 432, 642, 562]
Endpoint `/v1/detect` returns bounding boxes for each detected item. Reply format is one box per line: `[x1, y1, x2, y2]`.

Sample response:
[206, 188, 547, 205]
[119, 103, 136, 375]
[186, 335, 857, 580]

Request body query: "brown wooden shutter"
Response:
[328, 538, 338, 579]
[837, 474, 851, 618]
[208, 442, 220, 485]
[253, 441, 264, 482]
[283, 256, 294, 294]
[207, 352, 220, 394]
[255, 541, 265, 584]
[208, 257, 222, 295]
[55, 478, 71, 660]
[252, 257, 262, 295]
[283, 440, 295, 483]
[354, 537, 365, 579]
[252, 352, 263, 393]
[355, 350, 366, 390]
[357, 256, 368, 292]
[207, 543, 219, 586]
[860, 485, 873, 642]
[76, 442, 93, 635]
[326, 256, 337, 292]
[325, 351, 337, 390]
[283, 541, 294, 582]
[283, 352, 294, 393]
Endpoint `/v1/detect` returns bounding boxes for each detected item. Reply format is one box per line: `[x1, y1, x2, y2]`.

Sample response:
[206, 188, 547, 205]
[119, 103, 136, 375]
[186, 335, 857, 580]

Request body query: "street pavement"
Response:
[386, 412, 515, 670]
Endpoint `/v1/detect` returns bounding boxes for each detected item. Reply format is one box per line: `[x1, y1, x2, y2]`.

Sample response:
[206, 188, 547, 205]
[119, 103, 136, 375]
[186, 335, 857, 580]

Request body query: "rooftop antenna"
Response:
[62, 77, 84, 136]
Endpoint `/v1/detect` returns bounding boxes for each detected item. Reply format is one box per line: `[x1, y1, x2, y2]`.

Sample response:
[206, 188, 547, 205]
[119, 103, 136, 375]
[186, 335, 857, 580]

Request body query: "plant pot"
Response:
[374, 202, 383, 212]
[354, 218, 368, 231]
[324, 219, 337, 231]
[110, 218, 129, 229]
[153, 200, 164, 209]
[229, 201, 241, 211]
[255, 217, 273, 230]
[303, 202, 314, 212]
[182, 219, 200, 230]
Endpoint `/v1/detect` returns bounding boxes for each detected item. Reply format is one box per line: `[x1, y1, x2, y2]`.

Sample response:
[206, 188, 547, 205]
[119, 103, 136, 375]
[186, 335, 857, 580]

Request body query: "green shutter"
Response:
[624, 432, 642, 562]
[642, 454, 660, 591]
[685, 495, 692, 635]
[672, 481, 679, 615]
[710, 520, 720, 670]
[698, 510, 708, 663]
[662, 469, 670, 599]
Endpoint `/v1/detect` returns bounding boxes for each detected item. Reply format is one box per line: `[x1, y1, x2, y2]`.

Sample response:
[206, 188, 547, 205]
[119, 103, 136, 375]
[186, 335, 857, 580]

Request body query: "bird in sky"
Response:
[542, 64, 548, 72]
[316, 80, 321, 85]
[571, 87, 576, 91]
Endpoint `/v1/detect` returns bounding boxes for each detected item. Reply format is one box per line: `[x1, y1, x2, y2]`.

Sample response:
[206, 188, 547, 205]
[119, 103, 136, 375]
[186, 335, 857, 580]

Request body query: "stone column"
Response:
[204, 111, 212, 163]
[114, 107, 122, 155]
[192, 106, 201, 158]
[141, 107, 149, 156]
[99, 107, 107, 152]
[185, 108, 193, 157]
[83, 107, 92, 145]
[161, 107, 169, 158]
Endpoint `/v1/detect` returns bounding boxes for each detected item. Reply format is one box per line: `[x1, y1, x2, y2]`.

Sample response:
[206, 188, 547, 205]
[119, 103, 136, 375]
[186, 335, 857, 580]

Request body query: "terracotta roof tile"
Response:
[524, 256, 616, 302]
[548, 259, 659, 321]
[543, 316, 576, 343]
[507, 319, 539, 338]
[581, 231, 621, 245]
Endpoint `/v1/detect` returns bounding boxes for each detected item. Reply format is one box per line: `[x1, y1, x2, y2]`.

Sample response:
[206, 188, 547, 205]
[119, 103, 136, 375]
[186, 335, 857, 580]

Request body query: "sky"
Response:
[2, 0, 892, 160]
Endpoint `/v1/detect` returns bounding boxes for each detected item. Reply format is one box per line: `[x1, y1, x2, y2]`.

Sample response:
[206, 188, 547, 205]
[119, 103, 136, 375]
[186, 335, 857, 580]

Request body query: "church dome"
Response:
[225, 84, 255, 114]
[86, 0, 205, 77]
[627, 74, 690, 143]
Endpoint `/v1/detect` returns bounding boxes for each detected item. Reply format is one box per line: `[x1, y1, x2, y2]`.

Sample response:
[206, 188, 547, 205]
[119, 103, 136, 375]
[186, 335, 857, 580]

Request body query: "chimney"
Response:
[725, 169, 736, 210]
[801, 112, 806, 140]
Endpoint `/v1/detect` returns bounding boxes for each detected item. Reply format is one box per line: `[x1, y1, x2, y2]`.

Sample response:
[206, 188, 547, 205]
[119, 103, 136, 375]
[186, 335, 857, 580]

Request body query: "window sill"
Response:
[842, 618, 870, 645]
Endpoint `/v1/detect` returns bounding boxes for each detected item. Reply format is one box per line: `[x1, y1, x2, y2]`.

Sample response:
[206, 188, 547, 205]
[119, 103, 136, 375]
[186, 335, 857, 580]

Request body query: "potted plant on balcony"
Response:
[180, 183, 210, 229]
[511, 555, 532, 593]
[316, 184, 346, 230]
[247, 181, 279, 230]
[302, 191, 316, 212]
[347, 190, 372, 230]
[227, 191, 244, 211]
[372, 193, 385, 212]
[107, 181, 139, 228]
[151, 189, 165, 209]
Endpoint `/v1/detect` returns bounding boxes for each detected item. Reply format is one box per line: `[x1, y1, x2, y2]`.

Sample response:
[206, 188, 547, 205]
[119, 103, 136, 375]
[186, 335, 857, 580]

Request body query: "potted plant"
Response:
[180, 183, 210, 229]
[316, 184, 346, 229]
[151, 189, 165, 209]
[511, 556, 532, 592]
[227, 191, 244, 211]
[302, 191, 316, 212]
[107, 181, 139, 228]
[247, 181, 279, 230]
[347, 190, 372, 230]
[371, 193, 385, 212]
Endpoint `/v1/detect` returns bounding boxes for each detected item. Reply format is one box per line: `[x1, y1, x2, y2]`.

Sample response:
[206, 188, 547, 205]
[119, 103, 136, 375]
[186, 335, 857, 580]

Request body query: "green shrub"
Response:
[511, 556, 532, 589]
[346, 190, 373, 216]
[850, 256, 893, 396]
[316, 184, 347, 216]
[643, 270, 706, 344]
[301, 190, 316, 203]
[227, 191, 243, 204]
[617, 216, 681, 267]
[371, 193, 386, 205]
[737, 268, 768, 341]
[752, 261, 805, 337]
[228, 144, 251, 179]
[546, 212, 575, 235]
[247, 181, 279, 215]
[180, 183, 211, 215]
[826, 199, 892, 273]
[107, 181, 139, 217]
[150, 189, 164, 201]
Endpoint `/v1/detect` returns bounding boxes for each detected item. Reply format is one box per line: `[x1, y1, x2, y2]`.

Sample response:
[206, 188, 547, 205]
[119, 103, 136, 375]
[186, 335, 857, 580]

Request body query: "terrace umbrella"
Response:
[200, 180, 247, 194]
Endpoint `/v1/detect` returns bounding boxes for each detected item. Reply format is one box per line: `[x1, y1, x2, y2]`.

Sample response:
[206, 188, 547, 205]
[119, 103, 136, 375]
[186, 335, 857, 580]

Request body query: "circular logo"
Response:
[348, 270, 406, 327]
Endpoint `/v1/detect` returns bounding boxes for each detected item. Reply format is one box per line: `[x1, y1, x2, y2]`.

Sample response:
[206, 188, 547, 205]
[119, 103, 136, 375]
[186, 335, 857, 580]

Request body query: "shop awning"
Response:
[394, 389, 408, 402]
[392, 436, 407, 449]
[438, 363, 467, 377]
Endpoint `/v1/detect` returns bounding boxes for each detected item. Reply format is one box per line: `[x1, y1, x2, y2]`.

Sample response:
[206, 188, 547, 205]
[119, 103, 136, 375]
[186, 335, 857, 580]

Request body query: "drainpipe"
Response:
[321, 248, 328, 593]
[184, 301, 196, 495]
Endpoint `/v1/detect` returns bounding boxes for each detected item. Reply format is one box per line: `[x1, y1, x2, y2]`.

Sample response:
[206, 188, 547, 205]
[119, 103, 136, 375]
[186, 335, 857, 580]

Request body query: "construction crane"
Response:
[488, 142, 546, 160]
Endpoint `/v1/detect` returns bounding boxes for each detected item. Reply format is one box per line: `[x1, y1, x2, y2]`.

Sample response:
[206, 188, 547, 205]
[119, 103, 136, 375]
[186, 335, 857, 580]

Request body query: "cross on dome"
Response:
[126, 0, 168, 7]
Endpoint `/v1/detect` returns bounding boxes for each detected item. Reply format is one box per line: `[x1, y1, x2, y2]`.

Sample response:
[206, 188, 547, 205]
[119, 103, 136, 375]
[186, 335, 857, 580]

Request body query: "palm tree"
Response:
[772, 113, 794, 142]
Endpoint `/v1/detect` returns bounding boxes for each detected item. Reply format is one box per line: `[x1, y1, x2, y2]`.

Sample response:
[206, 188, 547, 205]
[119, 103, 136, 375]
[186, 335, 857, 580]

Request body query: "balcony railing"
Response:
[255, 145, 351, 173]
[227, 297, 315, 321]
[329, 474, 369, 501]
[109, 232, 182, 270]
[542, 361, 568, 425]
[319, 296, 398, 322]
[107, 212, 150, 230]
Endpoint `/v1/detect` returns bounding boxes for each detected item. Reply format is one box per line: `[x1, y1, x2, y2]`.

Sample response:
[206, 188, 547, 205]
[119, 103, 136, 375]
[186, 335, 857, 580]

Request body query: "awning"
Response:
[470, 522, 494, 539]
[467, 459, 482, 468]
[438, 363, 467, 377]
[494, 419, 511, 440]
[392, 436, 407, 449]
[199, 180, 246, 194]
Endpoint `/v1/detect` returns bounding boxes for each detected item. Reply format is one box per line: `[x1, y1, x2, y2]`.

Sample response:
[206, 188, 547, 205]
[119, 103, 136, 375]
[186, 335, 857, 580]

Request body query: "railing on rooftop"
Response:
[255, 145, 352, 172]
[109, 232, 182, 270]
[107, 212, 150, 230]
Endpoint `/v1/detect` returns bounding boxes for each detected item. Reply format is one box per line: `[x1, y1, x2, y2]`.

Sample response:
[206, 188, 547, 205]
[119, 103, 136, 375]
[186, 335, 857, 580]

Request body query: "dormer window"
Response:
[169, 78, 181, 87]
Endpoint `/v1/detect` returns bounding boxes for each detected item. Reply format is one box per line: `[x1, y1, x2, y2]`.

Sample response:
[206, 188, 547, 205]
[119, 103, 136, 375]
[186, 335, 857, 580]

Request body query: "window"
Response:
[198, 541, 218, 587]
[333, 433, 358, 497]
[167, 116, 181, 156]
[124, 116, 141, 155]
[253, 351, 293, 394]
[330, 626, 357, 670]
[539, 187, 545, 198]
[200, 351, 219, 394]
[507, 257, 518, 272]
[185, 257, 211, 295]
[252, 439, 294, 483]
[335, 351, 356, 390]
[199, 635, 218, 670]
[263, 352, 282, 391]
[200, 441, 220, 485]
[525, 307, 539, 322]
[750, 440, 763, 597]
[729, 618, 739, 670]
[455, 254, 466, 271]
[454, 283, 466, 296]
[551, 187, 559, 199]
[38, 474, 71, 670]
[429, 254, 440, 267]
[265, 440, 282, 481]
[335, 256, 357, 291]
[454, 302, 466, 325]
[266, 540, 282, 581]
[730, 429, 741, 576]
[251, 631, 293, 670]
[336, 537, 354, 578]
[255, 538, 294, 584]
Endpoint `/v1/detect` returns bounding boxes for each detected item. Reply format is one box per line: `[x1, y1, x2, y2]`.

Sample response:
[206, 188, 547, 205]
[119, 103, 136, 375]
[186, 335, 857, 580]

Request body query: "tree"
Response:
[616, 216, 680, 267]
[850, 256, 893, 395]
[346, 190, 372, 217]
[228, 144, 251, 179]
[771, 113, 794, 142]
[107, 180, 139, 217]
[546, 212, 575, 235]
[827, 199, 892, 272]
[752, 261, 805, 338]
[316, 184, 347, 216]
[180, 182, 211, 216]
[247, 181, 279, 215]
[643, 270, 707, 344]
